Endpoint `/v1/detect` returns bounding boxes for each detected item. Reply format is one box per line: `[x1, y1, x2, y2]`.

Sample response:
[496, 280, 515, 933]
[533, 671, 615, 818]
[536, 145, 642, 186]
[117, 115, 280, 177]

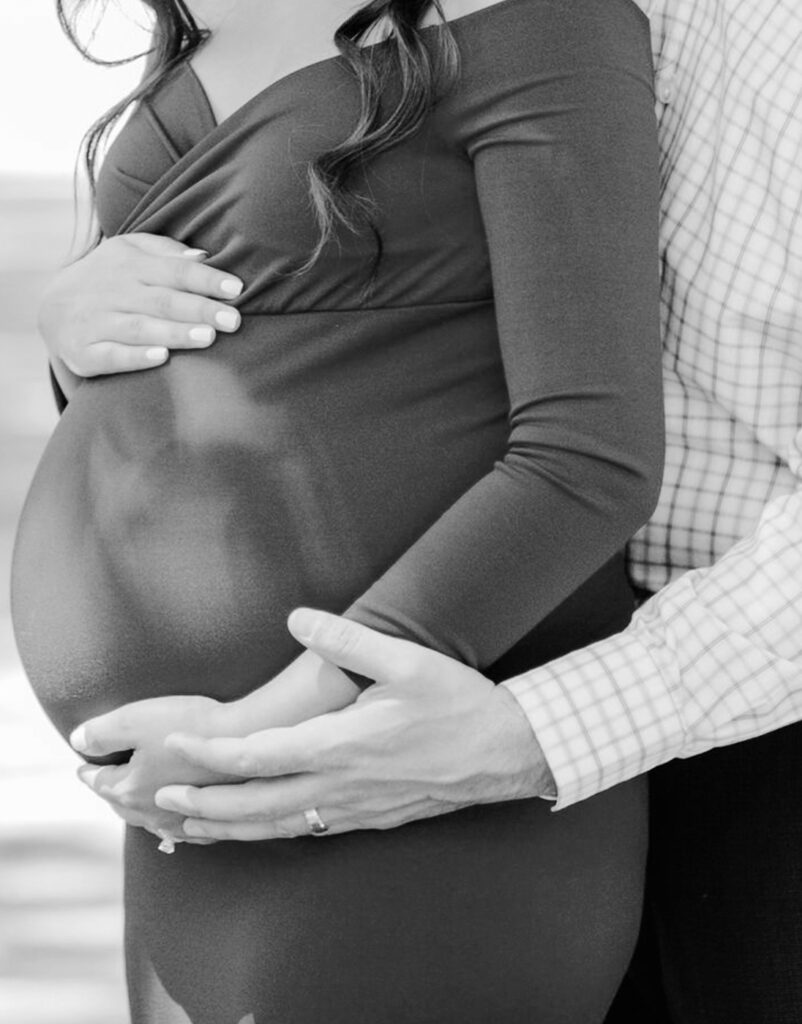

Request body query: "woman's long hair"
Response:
[56, 0, 459, 273]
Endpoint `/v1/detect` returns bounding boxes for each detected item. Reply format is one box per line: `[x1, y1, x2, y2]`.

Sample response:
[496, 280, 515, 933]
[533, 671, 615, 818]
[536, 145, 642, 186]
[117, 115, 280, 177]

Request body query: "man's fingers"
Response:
[287, 609, 424, 686]
[156, 776, 316, 822]
[163, 722, 328, 778]
[181, 817, 311, 842]
[182, 806, 345, 841]
[178, 798, 452, 842]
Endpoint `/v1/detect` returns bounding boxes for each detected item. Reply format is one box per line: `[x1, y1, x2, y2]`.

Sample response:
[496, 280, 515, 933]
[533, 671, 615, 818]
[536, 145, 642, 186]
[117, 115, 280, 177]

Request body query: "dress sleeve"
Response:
[347, 0, 664, 669]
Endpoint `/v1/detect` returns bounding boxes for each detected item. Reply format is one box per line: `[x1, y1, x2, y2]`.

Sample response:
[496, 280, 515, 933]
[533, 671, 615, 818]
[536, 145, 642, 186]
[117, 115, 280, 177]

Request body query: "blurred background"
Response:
[1, 4, 150, 1021]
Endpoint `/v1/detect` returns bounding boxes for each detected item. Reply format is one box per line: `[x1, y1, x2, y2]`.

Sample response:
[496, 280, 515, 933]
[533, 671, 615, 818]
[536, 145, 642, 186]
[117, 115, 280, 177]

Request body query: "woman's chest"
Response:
[186, 0, 355, 124]
[97, 61, 491, 311]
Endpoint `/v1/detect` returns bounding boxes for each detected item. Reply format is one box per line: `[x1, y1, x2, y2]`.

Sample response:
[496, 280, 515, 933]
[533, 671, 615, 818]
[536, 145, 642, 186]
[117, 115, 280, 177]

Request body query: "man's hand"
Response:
[155, 611, 555, 841]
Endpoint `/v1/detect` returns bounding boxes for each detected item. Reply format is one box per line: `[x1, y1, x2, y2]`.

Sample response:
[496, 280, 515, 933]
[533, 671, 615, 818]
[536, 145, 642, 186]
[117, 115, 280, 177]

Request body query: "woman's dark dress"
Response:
[12, 0, 662, 1020]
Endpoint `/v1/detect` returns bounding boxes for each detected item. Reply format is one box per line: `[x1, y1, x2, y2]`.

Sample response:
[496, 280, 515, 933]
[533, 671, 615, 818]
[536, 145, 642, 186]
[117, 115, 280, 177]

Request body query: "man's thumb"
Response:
[287, 609, 404, 684]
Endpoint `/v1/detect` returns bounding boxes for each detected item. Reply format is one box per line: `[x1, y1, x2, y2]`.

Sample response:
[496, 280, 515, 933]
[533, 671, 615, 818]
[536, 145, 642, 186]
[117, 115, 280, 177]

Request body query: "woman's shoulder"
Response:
[436, 0, 652, 60]
[425, 0, 656, 154]
[430, 0, 652, 29]
[431, 0, 653, 111]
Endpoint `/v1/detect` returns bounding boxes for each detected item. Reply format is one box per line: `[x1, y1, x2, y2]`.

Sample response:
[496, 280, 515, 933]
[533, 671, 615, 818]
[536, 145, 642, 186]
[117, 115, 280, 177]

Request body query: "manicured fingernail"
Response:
[188, 325, 215, 344]
[287, 608, 316, 641]
[156, 829, 179, 854]
[70, 726, 88, 752]
[182, 248, 209, 259]
[77, 765, 101, 785]
[215, 309, 240, 330]
[182, 821, 207, 837]
[146, 347, 168, 362]
[220, 278, 243, 297]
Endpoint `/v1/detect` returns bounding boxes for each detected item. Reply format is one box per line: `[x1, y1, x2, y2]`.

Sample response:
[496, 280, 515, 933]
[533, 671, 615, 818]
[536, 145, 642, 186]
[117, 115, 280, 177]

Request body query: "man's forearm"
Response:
[503, 484, 802, 809]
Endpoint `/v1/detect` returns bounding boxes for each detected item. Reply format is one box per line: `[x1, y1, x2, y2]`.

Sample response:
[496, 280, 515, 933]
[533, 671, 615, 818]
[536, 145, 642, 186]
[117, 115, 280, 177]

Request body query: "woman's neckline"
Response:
[180, 0, 649, 133]
[184, 0, 534, 131]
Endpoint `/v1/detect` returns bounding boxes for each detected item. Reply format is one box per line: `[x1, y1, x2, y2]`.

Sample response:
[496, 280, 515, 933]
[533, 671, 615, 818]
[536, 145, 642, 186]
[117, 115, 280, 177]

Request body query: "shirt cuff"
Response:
[501, 628, 686, 809]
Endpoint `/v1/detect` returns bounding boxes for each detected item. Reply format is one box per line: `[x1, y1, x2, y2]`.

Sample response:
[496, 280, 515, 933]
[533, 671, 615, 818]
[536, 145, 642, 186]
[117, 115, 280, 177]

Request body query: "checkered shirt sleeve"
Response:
[503, 0, 802, 809]
[504, 457, 802, 808]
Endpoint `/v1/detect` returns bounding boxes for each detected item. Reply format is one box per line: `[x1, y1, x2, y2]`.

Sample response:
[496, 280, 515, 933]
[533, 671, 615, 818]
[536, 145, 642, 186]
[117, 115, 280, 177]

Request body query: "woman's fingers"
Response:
[71, 706, 143, 756]
[38, 232, 247, 380]
[138, 250, 243, 301]
[133, 287, 241, 334]
[77, 764, 200, 836]
[123, 233, 207, 258]
[62, 340, 169, 377]
[123, 233, 239, 294]
[64, 303, 241, 376]
[77, 762, 126, 795]
[88, 310, 216, 355]
[77, 762, 146, 815]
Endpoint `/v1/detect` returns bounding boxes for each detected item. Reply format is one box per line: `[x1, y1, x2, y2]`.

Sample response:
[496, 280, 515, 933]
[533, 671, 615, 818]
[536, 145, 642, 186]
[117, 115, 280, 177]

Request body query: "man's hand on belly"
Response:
[70, 695, 240, 843]
[152, 612, 556, 841]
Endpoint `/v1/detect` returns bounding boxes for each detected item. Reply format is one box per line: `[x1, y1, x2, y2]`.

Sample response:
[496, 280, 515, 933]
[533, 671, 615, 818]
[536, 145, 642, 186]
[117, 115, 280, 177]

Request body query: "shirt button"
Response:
[657, 73, 674, 104]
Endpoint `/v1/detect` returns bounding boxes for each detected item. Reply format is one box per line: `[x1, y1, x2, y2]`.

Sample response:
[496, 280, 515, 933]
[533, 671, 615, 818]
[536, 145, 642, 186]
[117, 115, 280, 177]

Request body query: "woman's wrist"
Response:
[216, 651, 362, 737]
[210, 695, 253, 738]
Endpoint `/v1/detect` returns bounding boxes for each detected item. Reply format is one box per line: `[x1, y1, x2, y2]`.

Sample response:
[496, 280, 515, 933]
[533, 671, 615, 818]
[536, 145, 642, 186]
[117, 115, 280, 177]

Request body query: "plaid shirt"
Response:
[503, 0, 802, 808]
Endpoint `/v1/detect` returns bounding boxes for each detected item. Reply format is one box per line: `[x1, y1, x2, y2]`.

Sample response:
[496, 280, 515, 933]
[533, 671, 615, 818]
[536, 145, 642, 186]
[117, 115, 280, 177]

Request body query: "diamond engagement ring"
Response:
[303, 808, 330, 836]
[157, 829, 178, 854]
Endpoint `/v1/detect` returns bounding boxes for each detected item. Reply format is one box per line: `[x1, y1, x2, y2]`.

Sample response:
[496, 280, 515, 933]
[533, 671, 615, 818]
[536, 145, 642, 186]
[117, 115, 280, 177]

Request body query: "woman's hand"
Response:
[39, 233, 244, 382]
[70, 648, 361, 844]
[68, 651, 358, 842]
[71, 695, 241, 843]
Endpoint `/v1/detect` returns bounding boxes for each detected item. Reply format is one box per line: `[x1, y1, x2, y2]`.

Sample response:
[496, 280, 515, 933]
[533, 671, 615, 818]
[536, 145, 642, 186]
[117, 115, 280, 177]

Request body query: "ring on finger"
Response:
[156, 828, 180, 854]
[302, 808, 330, 837]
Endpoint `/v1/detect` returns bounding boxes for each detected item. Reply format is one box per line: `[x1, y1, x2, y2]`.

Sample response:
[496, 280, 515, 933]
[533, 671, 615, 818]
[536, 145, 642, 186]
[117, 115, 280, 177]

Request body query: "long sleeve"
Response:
[347, 0, 664, 668]
[505, 429, 802, 808]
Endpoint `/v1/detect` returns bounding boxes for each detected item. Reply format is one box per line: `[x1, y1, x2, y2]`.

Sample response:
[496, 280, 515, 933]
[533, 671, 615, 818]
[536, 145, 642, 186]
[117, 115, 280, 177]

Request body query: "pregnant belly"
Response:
[12, 399, 333, 738]
[11, 309, 508, 741]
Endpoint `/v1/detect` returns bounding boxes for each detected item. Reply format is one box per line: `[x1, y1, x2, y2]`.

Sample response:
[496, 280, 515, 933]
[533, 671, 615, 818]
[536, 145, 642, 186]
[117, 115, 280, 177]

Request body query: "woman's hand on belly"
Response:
[39, 233, 243, 395]
[69, 653, 361, 841]
[70, 695, 240, 842]
[154, 613, 554, 842]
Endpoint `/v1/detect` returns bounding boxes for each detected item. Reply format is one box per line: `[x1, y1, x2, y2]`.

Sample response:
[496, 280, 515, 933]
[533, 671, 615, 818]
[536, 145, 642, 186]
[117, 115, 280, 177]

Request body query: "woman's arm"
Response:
[206, 0, 664, 734]
[342, 0, 663, 669]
